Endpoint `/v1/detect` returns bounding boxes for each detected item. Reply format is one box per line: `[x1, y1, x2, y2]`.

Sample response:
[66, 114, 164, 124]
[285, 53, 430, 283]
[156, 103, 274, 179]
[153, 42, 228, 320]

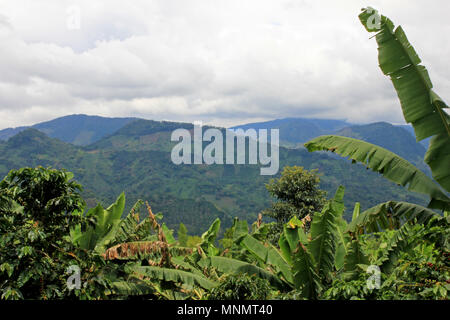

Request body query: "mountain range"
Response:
[0, 114, 137, 146]
[0, 115, 430, 234]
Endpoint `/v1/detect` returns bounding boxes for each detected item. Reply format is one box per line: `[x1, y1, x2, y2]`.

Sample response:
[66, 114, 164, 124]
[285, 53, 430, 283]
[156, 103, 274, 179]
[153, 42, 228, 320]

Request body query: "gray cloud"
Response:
[0, 0, 448, 129]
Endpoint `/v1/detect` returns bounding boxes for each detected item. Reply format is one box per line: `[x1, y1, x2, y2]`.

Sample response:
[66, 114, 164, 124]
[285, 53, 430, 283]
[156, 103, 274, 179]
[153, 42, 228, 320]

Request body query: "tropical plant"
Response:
[206, 273, 273, 300]
[0, 167, 110, 300]
[305, 6, 450, 222]
[302, 7, 450, 299]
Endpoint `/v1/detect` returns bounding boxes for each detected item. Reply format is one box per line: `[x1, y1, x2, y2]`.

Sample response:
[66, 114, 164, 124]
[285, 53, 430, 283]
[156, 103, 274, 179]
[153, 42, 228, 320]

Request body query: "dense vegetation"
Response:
[0, 120, 428, 235]
[0, 7, 449, 300]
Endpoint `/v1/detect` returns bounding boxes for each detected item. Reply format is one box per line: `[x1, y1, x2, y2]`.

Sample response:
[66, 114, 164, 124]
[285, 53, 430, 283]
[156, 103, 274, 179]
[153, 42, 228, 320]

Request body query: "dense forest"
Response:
[0, 7, 449, 300]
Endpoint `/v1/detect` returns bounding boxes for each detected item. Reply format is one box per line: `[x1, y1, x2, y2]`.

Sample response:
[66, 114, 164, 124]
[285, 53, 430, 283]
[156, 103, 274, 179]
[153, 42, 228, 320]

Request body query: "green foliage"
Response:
[322, 272, 377, 300]
[1, 8, 449, 302]
[263, 166, 326, 243]
[71, 193, 126, 253]
[334, 122, 427, 165]
[348, 201, 440, 234]
[0, 166, 85, 232]
[292, 242, 322, 299]
[359, 7, 450, 193]
[126, 265, 217, 291]
[186, 236, 202, 248]
[178, 223, 188, 247]
[198, 255, 287, 290]
[206, 273, 272, 300]
[309, 202, 339, 283]
[305, 135, 450, 211]
[0, 167, 110, 300]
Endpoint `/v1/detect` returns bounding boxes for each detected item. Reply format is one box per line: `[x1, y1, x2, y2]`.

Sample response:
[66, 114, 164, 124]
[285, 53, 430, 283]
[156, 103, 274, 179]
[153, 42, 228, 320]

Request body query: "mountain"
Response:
[230, 118, 351, 147]
[0, 119, 428, 235]
[334, 122, 426, 165]
[232, 118, 428, 168]
[0, 114, 138, 146]
[396, 124, 430, 149]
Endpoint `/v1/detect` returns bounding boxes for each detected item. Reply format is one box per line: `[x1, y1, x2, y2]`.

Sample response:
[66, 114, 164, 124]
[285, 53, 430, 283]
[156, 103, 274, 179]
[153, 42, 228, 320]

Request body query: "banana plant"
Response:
[276, 187, 367, 298]
[229, 186, 364, 299]
[102, 210, 222, 298]
[70, 192, 126, 253]
[360, 7, 450, 193]
[305, 7, 450, 224]
[192, 217, 293, 291]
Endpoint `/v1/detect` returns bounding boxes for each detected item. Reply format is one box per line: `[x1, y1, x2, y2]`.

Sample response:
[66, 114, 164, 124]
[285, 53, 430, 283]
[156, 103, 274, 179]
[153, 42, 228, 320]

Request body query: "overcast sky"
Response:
[0, 0, 449, 129]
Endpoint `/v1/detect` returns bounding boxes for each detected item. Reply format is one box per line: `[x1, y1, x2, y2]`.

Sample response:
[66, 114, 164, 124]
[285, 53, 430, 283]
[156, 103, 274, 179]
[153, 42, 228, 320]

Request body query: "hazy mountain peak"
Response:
[0, 114, 139, 146]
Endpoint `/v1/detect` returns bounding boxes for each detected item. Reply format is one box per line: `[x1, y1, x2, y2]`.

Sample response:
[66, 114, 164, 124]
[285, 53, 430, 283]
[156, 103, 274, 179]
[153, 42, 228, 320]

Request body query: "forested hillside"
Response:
[0, 119, 428, 234]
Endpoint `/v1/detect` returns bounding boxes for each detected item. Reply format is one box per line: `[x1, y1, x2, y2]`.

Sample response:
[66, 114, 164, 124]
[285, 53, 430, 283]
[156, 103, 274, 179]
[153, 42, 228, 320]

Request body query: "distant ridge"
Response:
[0, 114, 138, 146]
[231, 118, 428, 169]
[0, 117, 429, 234]
[230, 117, 351, 146]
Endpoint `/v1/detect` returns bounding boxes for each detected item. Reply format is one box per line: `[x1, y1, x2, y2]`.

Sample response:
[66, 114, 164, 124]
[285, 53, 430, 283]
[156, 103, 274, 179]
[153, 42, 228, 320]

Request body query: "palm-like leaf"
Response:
[199, 218, 221, 256]
[342, 240, 369, 280]
[292, 242, 322, 299]
[71, 193, 126, 252]
[198, 255, 288, 289]
[239, 234, 293, 284]
[347, 201, 440, 234]
[110, 279, 157, 297]
[309, 202, 338, 281]
[127, 265, 217, 290]
[331, 186, 350, 270]
[359, 7, 450, 192]
[305, 135, 450, 211]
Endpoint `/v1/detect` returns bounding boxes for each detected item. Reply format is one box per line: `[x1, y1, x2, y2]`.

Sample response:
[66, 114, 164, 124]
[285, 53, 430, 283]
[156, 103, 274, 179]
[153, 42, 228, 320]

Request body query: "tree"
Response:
[0, 166, 108, 300]
[263, 166, 326, 244]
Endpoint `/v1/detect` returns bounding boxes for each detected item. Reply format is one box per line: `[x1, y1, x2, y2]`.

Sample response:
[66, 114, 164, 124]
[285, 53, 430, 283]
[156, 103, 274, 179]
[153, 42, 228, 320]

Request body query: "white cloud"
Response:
[0, 0, 448, 128]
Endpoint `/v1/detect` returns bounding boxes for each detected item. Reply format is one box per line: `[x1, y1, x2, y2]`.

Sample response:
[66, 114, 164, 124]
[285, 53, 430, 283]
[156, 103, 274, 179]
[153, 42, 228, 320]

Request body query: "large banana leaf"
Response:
[198, 255, 288, 289]
[127, 265, 217, 290]
[232, 218, 249, 242]
[331, 186, 350, 271]
[283, 216, 309, 252]
[359, 7, 450, 192]
[162, 223, 176, 244]
[309, 202, 338, 281]
[71, 193, 126, 252]
[278, 216, 308, 266]
[305, 135, 450, 211]
[107, 201, 157, 245]
[347, 201, 440, 233]
[292, 243, 322, 299]
[200, 218, 221, 256]
[342, 240, 369, 280]
[110, 279, 157, 297]
[239, 234, 293, 284]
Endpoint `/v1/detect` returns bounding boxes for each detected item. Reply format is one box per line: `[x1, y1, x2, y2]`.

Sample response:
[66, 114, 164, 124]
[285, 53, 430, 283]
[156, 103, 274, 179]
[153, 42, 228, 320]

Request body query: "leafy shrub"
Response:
[0, 167, 111, 300]
[206, 273, 272, 300]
